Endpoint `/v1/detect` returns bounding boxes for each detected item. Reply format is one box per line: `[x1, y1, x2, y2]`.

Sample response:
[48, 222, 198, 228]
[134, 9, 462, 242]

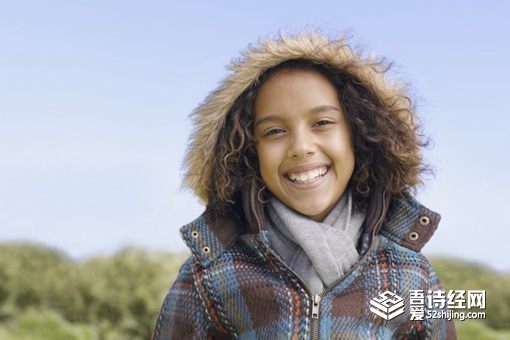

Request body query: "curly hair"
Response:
[207, 59, 430, 212]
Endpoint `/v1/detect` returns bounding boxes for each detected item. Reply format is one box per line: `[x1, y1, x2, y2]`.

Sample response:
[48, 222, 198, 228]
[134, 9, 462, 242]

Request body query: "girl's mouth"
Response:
[285, 166, 329, 184]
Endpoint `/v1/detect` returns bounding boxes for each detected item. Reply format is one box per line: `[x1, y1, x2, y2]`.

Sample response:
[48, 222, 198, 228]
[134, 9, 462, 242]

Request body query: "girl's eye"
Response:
[263, 128, 286, 137]
[314, 119, 334, 127]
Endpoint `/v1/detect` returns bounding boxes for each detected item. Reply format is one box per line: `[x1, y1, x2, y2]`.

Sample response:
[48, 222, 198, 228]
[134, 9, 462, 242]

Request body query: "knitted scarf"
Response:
[265, 191, 366, 294]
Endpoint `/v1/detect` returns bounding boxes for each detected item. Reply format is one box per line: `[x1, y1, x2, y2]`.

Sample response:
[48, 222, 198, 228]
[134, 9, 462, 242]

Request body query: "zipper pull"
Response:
[311, 295, 321, 319]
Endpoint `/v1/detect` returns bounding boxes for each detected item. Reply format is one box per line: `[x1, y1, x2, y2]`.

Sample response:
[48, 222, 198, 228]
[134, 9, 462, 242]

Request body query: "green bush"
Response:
[0, 243, 508, 339]
[454, 319, 510, 340]
[430, 257, 510, 331]
[0, 242, 186, 340]
[0, 309, 97, 340]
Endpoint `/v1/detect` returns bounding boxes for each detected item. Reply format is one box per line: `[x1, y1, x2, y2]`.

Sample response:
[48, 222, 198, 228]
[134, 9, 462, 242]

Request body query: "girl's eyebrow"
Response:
[254, 114, 280, 128]
[254, 105, 342, 128]
[310, 105, 342, 115]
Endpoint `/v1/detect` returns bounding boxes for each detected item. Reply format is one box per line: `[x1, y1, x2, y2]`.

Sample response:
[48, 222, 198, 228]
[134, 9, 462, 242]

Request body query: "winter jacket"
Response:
[152, 32, 457, 339]
[153, 185, 456, 339]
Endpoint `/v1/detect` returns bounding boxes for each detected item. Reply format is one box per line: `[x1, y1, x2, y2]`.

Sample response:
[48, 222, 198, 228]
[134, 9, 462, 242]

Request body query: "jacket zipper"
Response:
[312, 192, 389, 339]
[249, 183, 389, 340]
[249, 185, 320, 338]
[311, 294, 321, 339]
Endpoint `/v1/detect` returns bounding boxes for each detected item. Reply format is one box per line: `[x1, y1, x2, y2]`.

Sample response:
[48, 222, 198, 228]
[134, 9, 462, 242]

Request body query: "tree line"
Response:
[0, 243, 508, 339]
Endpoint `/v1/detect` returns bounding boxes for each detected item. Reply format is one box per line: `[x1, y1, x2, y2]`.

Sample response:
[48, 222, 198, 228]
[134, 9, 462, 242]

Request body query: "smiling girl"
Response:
[152, 32, 456, 339]
[254, 69, 355, 223]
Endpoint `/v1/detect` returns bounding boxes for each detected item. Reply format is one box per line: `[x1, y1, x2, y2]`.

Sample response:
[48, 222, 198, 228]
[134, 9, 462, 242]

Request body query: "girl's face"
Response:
[254, 69, 355, 221]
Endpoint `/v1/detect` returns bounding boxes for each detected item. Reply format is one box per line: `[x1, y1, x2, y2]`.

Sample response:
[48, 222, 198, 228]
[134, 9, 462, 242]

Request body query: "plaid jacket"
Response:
[153, 188, 456, 339]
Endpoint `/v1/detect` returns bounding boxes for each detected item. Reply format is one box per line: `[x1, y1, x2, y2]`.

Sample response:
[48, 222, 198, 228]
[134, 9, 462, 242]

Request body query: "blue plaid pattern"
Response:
[153, 194, 456, 339]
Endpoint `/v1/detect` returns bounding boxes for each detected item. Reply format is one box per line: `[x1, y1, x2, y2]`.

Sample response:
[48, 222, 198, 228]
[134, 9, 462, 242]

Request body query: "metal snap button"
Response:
[409, 232, 419, 241]
[419, 216, 430, 226]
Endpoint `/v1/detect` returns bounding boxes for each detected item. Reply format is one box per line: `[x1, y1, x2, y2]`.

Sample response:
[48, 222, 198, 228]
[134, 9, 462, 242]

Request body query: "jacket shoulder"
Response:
[180, 209, 247, 267]
[152, 257, 217, 339]
[380, 194, 441, 252]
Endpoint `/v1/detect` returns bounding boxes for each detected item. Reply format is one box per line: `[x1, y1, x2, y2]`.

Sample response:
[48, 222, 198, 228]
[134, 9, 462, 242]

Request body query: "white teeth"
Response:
[287, 167, 327, 184]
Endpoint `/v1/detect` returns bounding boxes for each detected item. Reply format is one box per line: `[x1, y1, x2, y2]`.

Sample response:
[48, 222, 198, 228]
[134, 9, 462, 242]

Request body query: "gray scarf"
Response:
[265, 191, 366, 294]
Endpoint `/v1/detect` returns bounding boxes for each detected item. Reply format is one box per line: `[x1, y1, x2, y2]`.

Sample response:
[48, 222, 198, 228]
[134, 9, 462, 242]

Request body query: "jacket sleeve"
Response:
[152, 257, 226, 340]
[424, 266, 457, 340]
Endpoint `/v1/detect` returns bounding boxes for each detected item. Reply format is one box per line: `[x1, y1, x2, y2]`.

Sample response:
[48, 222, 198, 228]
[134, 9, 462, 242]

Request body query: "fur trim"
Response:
[183, 31, 411, 203]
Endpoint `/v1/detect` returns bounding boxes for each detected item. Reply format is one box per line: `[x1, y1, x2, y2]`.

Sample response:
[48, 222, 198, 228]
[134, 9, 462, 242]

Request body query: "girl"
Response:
[152, 32, 456, 339]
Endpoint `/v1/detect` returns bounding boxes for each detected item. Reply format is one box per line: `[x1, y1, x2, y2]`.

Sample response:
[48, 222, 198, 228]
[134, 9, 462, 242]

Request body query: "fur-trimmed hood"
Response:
[183, 31, 413, 204]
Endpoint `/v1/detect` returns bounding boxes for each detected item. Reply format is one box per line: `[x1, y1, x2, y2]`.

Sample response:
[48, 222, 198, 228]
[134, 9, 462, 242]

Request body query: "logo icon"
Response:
[370, 291, 405, 320]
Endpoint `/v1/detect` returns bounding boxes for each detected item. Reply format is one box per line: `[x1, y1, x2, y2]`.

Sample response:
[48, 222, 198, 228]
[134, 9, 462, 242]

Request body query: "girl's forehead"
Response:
[254, 69, 339, 108]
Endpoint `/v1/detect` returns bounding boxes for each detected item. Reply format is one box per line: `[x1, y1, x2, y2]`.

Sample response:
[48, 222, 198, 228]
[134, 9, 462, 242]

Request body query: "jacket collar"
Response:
[180, 208, 246, 267]
[381, 192, 441, 252]
[180, 184, 440, 267]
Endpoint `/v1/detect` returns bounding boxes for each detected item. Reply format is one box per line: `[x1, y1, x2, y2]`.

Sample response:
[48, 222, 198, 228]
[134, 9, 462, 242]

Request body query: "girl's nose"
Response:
[287, 133, 315, 159]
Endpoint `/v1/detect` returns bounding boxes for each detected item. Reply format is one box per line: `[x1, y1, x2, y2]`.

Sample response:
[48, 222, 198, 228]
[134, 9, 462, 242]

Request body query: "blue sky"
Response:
[1, 1, 509, 271]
